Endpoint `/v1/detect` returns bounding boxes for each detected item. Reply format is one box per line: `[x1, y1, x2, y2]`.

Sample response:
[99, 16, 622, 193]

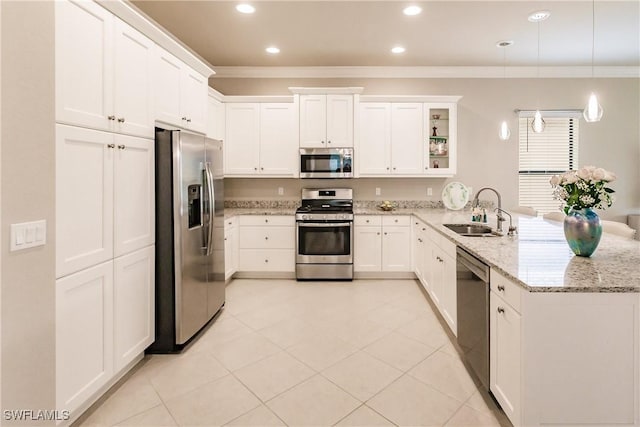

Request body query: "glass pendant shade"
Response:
[583, 93, 603, 122]
[531, 110, 546, 133]
[498, 120, 511, 140]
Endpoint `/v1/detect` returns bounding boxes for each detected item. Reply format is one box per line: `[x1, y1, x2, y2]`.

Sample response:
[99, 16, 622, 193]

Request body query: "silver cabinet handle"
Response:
[107, 115, 115, 121]
[117, 144, 125, 150]
[497, 285, 505, 292]
[107, 144, 115, 149]
[117, 117, 125, 123]
[497, 307, 505, 314]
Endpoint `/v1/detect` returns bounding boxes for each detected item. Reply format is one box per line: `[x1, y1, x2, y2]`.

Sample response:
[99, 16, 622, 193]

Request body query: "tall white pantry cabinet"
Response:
[52, 0, 201, 419]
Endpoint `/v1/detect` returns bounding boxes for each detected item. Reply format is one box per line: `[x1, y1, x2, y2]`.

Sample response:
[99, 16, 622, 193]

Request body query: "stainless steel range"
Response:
[295, 188, 354, 280]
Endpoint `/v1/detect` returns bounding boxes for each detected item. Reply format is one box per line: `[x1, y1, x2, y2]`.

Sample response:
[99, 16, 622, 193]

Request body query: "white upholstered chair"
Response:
[511, 206, 538, 216]
[543, 211, 565, 222]
[601, 220, 637, 239]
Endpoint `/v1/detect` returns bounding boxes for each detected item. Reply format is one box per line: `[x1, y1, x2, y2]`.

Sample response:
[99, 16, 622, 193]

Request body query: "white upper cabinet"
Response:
[207, 94, 225, 141]
[55, 1, 154, 138]
[425, 103, 458, 176]
[260, 103, 297, 175]
[391, 103, 424, 175]
[113, 18, 155, 138]
[225, 102, 297, 177]
[56, 124, 154, 278]
[55, 0, 114, 132]
[359, 102, 423, 176]
[359, 103, 391, 175]
[300, 94, 353, 148]
[155, 49, 208, 133]
[225, 103, 261, 175]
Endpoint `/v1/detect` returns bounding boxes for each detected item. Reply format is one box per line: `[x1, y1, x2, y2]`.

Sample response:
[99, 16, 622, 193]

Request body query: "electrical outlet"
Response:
[427, 187, 433, 196]
[278, 187, 284, 196]
[375, 187, 381, 196]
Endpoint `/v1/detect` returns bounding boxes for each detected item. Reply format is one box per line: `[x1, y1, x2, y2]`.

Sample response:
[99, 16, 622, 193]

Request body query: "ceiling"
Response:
[131, 1, 639, 72]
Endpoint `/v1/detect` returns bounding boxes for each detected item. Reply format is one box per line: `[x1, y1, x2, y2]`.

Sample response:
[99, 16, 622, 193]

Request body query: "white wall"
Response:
[1, 1, 56, 423]
[214, 77, 640, 222]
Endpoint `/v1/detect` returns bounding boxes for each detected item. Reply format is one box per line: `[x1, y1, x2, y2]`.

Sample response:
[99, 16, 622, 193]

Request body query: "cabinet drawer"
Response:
[224, 217, 238, 228]
[238, 215, 294, 227]
[238, 249, 295, 271]
[439, 236, 457, 260]
[355, 215, 381, 226]
[382, 215, 410, 227]
[490, 270, 522, 313]
[239, 226, 294, 249]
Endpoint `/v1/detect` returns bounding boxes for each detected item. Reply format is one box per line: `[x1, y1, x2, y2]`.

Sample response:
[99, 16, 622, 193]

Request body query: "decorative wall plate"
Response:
[442, 182, 470, 210]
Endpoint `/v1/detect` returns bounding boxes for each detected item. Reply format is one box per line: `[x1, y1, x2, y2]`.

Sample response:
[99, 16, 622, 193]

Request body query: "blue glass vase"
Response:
[563, 207, 602, 257]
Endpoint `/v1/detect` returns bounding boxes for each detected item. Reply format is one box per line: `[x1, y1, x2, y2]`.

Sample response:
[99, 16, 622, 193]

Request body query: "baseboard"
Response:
[354, 271, 417, 279]
[232, 271, 296, 279]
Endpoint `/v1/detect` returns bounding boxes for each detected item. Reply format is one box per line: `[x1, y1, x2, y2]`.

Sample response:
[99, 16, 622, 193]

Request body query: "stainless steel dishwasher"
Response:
[456, 247, 490, 390]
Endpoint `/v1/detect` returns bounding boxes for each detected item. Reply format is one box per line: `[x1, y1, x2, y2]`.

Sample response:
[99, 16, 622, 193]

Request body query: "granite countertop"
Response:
[224, 203, 640, 293]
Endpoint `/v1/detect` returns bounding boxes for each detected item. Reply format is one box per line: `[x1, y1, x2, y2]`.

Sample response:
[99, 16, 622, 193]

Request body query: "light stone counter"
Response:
[224, 202, 639, 293]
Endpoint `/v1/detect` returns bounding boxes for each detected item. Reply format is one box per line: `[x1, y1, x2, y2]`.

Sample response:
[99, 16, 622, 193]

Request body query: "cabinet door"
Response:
[56, 261, 114, 414]
[114, 135, 155, 257]
[56, 125, 114, 278]
[181, 67, 208, 133]
[225, 103, 260, 175]
[354, 226, 382, 272]
[391, 103, 423, 175]
[113, 18, 155, 138]
[207, 95, 225, 141]
[114, 247, 154, 372]
[359, 103, 391, 176]
[413, 220, 425, 282]
[425, 103, 457, 175]
[326, 94, 354, 147]
[299, 95, 327, 148]
[382, 226, 412, 271]
[224, 221, 236, 280]
[55, 0, 113, 131]
[259, 103, 297, 176]
[429, 246, 443, 306]
[440, 252, 457, 335]
[155, 49, 183, 127]
[490, 292, 521, 425]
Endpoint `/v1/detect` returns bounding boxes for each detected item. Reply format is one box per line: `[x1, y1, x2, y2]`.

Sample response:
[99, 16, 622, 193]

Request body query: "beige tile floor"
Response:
[77, 279, 511, 427]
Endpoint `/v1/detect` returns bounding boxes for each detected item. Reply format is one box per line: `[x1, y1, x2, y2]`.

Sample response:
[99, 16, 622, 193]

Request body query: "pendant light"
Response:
[583, 0, 604, 122]
[497, 41, 513, 141]
[529, 11, 549, 133]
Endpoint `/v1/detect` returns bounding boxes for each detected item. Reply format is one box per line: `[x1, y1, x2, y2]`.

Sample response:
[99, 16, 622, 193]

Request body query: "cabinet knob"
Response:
[321, 141, 325, 144]
[394, 219, 398, 223]
[265, 259, 269, 263]
[386, 167, 390, 170]
[265, 236, 269, 240]
[254, 167, 258, 171]
[117, 144, 126, 150]
[366, 220, 370, 223]
[182, 117, 188, 121]
[425, 167, 428, 170]
[497, 285, 505, 292]
[107, 144, 115, 149]
[107, 115, 116, 121]
[265, 219, 269, 223]
[384, 232, 388, 235]
[377, 232, 380, 235]
[418, 238, 422, 242]
[327, 140, 331, 144]
[224, 237, 227, 241]
[117, 117, 125, 123]
[422, 228, 426, 231]
[186, 118, 191, 123]
[393, 167, 397, 170]
[261, 167, 264, 170]
[497, 307, 505, 314]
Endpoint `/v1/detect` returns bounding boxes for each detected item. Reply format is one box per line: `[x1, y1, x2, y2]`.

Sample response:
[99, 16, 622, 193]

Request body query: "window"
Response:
[518, 113, 579, 214]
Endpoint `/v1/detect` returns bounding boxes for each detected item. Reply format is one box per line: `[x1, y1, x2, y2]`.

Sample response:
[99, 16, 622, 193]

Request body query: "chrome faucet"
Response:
[472, 187, 504, 232]
[494, 208, 512, 235]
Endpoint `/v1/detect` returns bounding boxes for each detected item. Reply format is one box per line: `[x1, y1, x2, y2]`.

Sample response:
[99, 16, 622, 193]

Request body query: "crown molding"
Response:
[224, 95, 294, 103]
[210, 66, 640, 79]
[289, 87, 364, 94]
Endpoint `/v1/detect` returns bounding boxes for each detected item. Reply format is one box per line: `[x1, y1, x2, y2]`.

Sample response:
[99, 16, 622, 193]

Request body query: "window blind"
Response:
[518, 116, 578, 214]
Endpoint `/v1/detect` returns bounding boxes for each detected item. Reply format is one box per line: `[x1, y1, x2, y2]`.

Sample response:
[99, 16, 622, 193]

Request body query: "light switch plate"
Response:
[427, 187, 433, 196]
[10, 220, 46, 252]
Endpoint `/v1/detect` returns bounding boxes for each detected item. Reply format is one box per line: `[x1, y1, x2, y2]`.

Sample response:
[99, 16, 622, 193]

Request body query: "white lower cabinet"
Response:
[56, 246, 154, 417]
[354, 216, 411, 272]
[56, 262, 114, 415]
[224, 217, 239, 280]
[490, 287, 522, 425]
[114, 247, 154, 372]
[237, 216, 295, 273]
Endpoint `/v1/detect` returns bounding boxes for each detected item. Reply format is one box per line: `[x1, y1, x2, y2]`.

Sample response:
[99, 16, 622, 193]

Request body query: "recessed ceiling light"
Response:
[236, 4, 255, 14]
[528, 10, 550, 22]
[403, 5, 422, 16]
[391, 46, 406, 54]
[496, 40, 514, 48]
[265, 46, 280, 54]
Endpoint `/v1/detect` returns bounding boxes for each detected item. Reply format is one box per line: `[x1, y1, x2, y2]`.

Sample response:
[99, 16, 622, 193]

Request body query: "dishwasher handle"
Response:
[456, 247, 489, 283]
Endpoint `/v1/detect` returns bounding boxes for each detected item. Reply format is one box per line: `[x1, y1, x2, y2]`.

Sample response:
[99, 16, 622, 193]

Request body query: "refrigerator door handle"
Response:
[204, 162, 215, 256]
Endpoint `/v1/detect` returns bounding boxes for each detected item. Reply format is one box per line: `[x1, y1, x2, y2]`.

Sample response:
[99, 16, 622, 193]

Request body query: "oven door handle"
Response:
[297, 222, 352, 228]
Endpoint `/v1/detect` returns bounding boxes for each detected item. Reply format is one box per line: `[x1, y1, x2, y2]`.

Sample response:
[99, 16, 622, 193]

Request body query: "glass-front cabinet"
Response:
[424, 102, 457, 176]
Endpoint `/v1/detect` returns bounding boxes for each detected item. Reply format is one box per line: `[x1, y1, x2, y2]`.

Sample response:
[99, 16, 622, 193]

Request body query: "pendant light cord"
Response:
[591, 0, 595, 80]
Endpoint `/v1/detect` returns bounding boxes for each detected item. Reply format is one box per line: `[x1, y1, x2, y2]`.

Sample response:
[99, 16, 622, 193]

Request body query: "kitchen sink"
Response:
[443, 223, 501, 237]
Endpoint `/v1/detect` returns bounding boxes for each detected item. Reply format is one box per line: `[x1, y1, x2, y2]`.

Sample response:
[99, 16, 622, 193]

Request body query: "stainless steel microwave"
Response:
[299, 148, 353, 179]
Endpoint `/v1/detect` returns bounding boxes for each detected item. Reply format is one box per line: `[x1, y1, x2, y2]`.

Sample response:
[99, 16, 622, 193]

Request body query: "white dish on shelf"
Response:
[442, 182, 470, 210]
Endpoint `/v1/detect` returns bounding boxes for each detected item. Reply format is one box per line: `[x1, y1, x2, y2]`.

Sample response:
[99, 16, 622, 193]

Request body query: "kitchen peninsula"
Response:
[224, 204, 640, 427]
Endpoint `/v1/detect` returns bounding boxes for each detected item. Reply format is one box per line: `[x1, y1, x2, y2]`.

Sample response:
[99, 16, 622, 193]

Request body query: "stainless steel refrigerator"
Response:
[148, 127, 225, 353]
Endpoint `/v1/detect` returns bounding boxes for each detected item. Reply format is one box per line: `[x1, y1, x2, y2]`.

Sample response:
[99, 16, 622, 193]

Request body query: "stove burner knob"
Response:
[302, 215, 308, 220]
